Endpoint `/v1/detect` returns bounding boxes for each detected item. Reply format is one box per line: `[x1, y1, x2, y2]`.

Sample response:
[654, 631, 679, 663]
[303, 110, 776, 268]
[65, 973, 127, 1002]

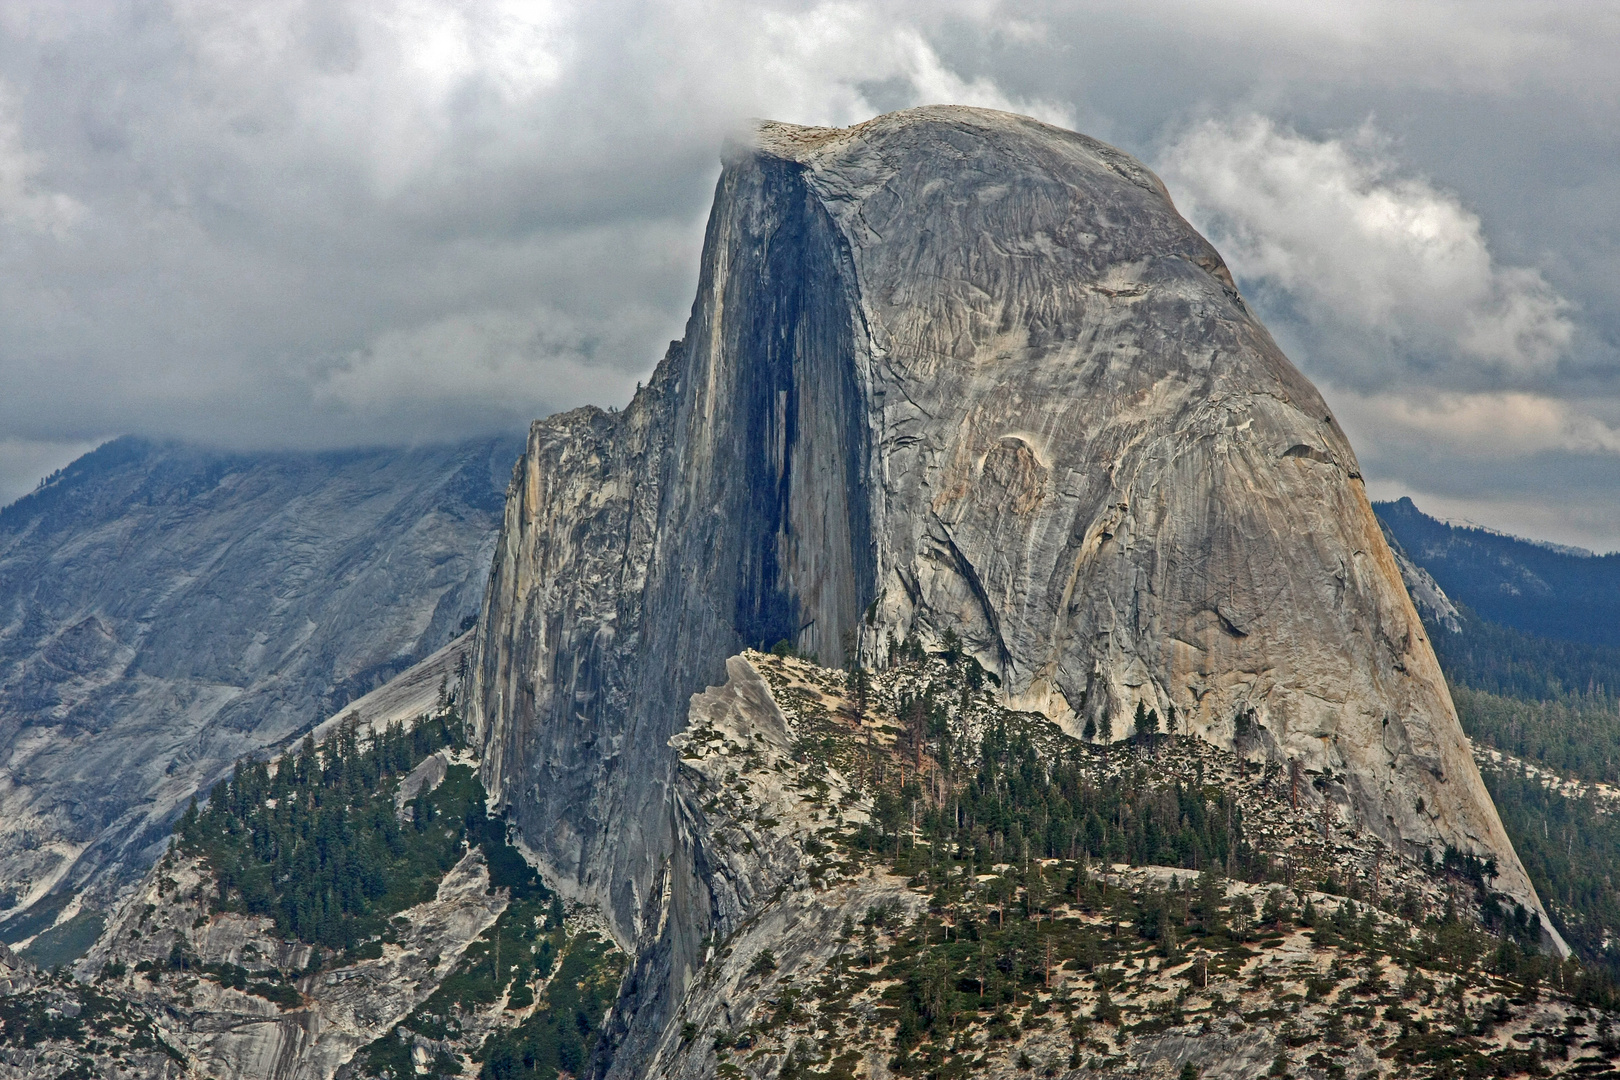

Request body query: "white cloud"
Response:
[744, 9, 1072, 128]
[1331, 388, 1620, 460]
[1158, 116, 1574, 388]
[311, 303, 651, 435]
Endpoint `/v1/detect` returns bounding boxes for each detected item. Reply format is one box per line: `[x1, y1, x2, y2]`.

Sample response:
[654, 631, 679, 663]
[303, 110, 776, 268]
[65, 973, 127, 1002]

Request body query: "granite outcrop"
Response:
[466, 104, 1561, 1073]
[0, 435, 517, 940]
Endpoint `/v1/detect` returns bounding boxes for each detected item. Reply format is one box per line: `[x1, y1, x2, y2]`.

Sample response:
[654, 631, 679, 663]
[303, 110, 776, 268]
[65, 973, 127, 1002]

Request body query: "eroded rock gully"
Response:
[79, 850, 504, 1080]
[467, 106, 1561, 1074]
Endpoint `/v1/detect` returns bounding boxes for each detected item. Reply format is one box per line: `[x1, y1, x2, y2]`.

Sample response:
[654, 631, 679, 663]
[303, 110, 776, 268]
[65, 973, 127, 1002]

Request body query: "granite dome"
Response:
[470, 106, 1561, 1071]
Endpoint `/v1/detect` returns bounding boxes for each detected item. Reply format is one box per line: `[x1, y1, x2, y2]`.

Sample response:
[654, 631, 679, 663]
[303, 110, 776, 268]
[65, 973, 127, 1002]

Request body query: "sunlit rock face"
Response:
[470, 106, 1556, 1035]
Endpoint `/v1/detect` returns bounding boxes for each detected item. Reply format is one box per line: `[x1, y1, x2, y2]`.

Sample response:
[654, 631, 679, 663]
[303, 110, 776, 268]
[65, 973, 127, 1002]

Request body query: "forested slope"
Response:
[1377, 499, 1620, 981]
[2, 704, 622, 1080]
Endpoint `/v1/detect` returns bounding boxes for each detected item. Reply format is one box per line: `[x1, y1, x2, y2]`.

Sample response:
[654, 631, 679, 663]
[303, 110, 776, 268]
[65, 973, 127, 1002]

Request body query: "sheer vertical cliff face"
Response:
[470, 105, 1555, 987]
[471, 146, 876, 946]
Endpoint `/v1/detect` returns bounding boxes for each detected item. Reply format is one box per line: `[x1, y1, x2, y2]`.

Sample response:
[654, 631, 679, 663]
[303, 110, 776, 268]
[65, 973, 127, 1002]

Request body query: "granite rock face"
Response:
[76, 849, 505, 1080]
[470, 105, 1558, 1070]
[1378, 518, 1463, 635]
[619, 654, 918, 1080]
[0, 435, 517, 932]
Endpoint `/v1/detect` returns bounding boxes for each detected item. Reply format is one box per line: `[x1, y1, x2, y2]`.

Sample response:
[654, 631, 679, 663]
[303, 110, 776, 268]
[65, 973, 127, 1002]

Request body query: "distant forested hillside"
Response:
[1427, 600, 1620, 704]
[1376, 496, 1620, 648]
[1373, 499, 1620, 777]
[1376, 498, 1620, 972]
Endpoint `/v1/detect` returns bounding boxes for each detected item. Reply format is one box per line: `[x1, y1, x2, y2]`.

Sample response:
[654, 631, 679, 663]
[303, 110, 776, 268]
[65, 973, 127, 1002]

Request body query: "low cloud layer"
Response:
[0, 0, 1068, 477]
[1334, 390, 1620, 460]
[0, 1, 1618, 544]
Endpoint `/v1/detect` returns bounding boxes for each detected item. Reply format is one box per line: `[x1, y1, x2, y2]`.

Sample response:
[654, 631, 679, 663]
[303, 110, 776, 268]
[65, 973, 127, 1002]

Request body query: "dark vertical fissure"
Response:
[588, 156, 877, 1078]
[732, 176, 806, 653]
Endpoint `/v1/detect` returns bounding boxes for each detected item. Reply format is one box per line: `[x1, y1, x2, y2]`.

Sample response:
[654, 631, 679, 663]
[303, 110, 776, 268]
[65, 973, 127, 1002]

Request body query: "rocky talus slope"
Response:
[0, 434, 517, 944]
[468, 106, 1559, 1072]
[1, 703, 624, 1080]
[630, 650, 1613, 1080]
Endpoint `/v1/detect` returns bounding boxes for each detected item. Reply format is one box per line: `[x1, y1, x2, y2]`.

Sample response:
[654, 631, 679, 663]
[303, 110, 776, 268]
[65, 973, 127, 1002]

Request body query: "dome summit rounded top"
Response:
[746, 104, 1174, 204]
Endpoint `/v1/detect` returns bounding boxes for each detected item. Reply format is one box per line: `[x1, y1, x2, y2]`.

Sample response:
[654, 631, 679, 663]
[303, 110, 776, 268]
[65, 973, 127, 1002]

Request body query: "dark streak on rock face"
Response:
[471, 147, 880, 956]
[701, 153, 876, 659]
[469, 106, 1559, 1078]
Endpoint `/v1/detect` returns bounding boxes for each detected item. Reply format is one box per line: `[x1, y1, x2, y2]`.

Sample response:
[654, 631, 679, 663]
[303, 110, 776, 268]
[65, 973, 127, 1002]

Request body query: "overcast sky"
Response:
[1, 2, 1617, 549]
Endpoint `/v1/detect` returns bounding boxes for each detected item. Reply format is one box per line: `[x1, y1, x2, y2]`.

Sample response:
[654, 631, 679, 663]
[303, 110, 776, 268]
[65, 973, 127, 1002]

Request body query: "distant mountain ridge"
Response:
[0, 434, 520, 942]
[1373, 497, 1620, 974]
[1375, 496, 1620, 649]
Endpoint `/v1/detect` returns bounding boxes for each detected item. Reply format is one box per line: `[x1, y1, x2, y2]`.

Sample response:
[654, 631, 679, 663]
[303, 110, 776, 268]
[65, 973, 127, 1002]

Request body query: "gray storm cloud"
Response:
[0, 0, 1066, 475]
[0, 1, 1617, 545]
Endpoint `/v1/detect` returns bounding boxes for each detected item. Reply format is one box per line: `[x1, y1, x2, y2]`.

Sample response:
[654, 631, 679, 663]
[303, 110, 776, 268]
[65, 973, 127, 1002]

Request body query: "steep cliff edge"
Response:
[469, 105, 1559, 1070]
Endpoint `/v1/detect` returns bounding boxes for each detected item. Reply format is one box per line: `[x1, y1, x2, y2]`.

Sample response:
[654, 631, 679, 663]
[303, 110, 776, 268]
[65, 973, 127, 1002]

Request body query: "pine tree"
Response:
[178, 795, 199, 843]
[1193, 869, 1226, 936]
[1094, 984, 1119, 1024]
[846, 666, 871, 719]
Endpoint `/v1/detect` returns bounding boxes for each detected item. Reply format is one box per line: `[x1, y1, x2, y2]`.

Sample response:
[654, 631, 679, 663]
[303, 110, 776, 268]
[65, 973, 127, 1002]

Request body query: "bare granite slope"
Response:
[468, 106, 1561, 1074]
[0, 435, 517, 937]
